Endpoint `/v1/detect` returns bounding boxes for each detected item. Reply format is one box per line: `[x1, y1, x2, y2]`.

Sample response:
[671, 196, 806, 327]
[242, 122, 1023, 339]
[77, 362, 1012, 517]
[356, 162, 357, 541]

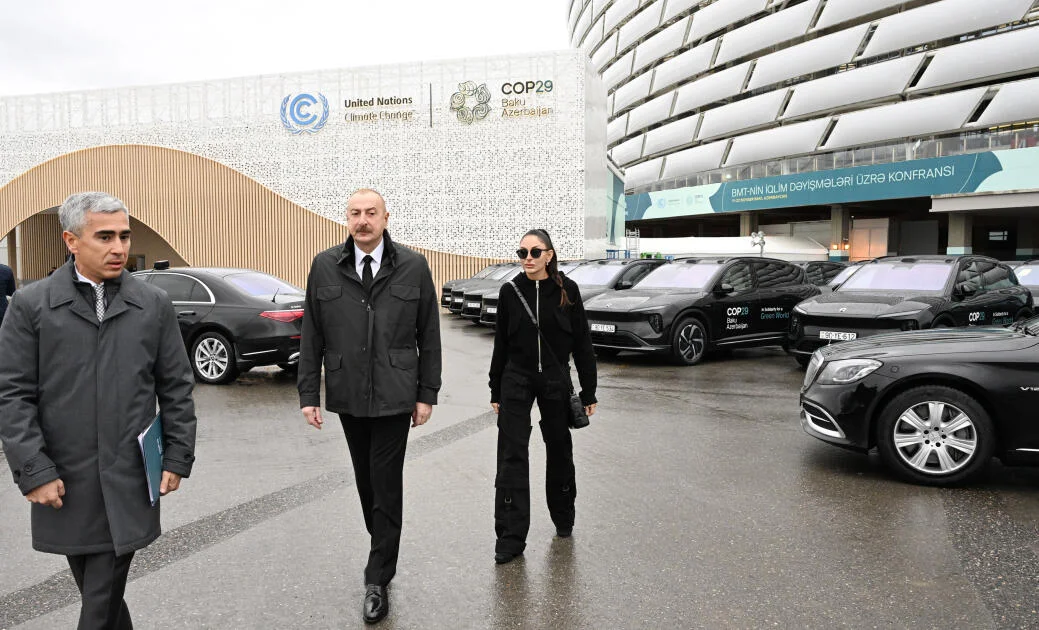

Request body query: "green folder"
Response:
[137, 414, 164, 506]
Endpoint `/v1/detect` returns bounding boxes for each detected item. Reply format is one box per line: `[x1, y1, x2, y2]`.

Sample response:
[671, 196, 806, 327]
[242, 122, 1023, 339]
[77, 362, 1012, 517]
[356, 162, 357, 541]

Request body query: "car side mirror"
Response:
[615, 280, 634, 290]
[954, 284, 976, 299]
[715, 283, 735, 295]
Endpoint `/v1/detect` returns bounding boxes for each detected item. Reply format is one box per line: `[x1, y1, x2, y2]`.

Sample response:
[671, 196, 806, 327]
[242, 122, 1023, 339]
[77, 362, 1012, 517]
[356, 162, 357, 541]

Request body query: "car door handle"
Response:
[177, 311, 196, 317]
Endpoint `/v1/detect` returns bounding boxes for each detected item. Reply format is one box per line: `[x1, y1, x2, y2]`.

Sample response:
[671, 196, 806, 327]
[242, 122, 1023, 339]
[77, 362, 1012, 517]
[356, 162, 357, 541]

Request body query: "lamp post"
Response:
[750, 231, 766, 257]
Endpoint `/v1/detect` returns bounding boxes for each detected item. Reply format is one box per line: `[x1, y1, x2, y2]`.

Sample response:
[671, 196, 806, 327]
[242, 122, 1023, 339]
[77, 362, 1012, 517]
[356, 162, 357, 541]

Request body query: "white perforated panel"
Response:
[624, 157, 665, 188]
[661, 140, 727, 179]
[602, 51, 635, 90]
[823, 88, 987, 150]
[697, 88, 787, 140]
[784, 56, 920, 119]
[748, 24, 869, 90]
[725, 118, 830, 166]
[913, 26, 1039, 91]
[687, 0, 769, 44]
[674, 62, 752, 116]
[605, 0, 640, 34]
[862, 0, 1035, 58]
[814, 0, 912, 31]
[613, 71, 654, 112]
[611, 135, 645, 165]
[651, 41, 716, 93]
[591, 32, 619, 71]
[634, 19, 690, 73]
[715, 0, 819, 65]
[627, 92, 676, 133]
[618, 0, 665, 52]
[607, 114, 629, 144]
[643, 114, 700, 156]
[973, 77, 1039, 127]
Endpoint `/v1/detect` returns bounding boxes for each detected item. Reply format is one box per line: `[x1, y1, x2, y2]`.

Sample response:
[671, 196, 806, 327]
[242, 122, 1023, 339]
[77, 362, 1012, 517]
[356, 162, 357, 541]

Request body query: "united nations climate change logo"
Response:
[449, 81, 491, 125]
[280, 93, 330, 135]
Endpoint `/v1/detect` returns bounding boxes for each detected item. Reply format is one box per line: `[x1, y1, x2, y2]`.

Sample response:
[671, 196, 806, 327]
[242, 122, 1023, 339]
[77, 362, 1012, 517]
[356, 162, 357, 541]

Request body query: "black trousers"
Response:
[339, 413, 411, 586]
[495, 366, 576, 555]
[66, 551, 134, 630]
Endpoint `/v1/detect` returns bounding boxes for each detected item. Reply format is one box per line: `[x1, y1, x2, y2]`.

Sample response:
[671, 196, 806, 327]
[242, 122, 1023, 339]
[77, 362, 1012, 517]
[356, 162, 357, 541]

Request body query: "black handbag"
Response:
[507, 281, 591, 429]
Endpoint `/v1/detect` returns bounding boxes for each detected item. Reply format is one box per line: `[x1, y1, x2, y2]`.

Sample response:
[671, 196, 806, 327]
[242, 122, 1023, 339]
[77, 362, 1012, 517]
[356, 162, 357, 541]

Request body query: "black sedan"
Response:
[789, 255, 1033, 366]
[135, 267, 305, 384]
[583, 257, 819, 364]
[799, 320, 1039, 485]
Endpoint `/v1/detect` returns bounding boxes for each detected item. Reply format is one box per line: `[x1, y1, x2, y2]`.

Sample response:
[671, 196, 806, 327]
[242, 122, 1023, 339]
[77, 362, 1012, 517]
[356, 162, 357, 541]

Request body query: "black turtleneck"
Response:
[488, 271, 597, 405]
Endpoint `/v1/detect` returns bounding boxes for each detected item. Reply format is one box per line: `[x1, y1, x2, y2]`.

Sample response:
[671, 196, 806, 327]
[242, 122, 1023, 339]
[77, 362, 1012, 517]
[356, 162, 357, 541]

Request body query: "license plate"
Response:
[466, 301, 481, 308]
[590, 323, 616, 333]
[820, 330, 857, 341]
[486, 307, 497, 314]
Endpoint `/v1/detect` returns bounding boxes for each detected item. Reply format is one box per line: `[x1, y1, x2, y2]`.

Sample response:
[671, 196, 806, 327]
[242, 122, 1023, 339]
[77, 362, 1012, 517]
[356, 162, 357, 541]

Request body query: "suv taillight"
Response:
[260, 309, 304, 323]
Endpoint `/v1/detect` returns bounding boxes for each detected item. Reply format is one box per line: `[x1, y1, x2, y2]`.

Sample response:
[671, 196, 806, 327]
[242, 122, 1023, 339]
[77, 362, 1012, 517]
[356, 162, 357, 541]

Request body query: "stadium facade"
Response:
[0, 51, 610, 288]
[569, 0, 1039, 260]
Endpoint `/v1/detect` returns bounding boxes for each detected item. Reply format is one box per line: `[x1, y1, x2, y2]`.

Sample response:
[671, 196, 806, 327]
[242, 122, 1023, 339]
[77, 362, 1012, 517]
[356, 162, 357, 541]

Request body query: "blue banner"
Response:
[626, 147, 1039, 222]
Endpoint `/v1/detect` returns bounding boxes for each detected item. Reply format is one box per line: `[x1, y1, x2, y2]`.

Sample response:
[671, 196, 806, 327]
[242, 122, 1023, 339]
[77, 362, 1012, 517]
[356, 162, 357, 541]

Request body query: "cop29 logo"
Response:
[449, 81, 491, 125]
[280, 93, 330, 135]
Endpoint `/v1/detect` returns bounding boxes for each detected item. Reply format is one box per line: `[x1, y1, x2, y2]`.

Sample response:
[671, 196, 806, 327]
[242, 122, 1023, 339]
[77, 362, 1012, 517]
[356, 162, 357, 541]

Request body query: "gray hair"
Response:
[59, 192, 129, 235]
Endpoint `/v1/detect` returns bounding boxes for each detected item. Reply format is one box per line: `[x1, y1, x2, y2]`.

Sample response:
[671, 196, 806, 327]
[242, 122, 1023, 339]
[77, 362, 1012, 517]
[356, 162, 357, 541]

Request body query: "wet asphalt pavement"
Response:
[1, 312, 1037, 629]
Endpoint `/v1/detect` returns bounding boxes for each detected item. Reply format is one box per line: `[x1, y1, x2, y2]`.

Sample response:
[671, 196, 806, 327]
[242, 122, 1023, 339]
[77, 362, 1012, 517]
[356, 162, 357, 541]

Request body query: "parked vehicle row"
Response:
[789, 256, 1033, 366]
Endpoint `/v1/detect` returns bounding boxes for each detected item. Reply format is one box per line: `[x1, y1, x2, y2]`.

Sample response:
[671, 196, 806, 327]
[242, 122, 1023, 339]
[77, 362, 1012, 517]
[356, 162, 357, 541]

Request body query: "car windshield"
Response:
[488, 266, 519, 280]
[1014, 264, 1039, 288]
[472, 265, 497, 279]
[225, 272, 304, 302]
[637, 263, 721, 289]
[837, 262, 954, 292]
[567, 264, 623, 286]
[828, 265, 860, 287]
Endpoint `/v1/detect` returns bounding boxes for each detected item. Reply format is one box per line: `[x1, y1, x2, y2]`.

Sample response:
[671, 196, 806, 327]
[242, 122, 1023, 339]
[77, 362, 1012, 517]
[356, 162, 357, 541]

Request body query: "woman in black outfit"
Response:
[488, 229, 597, 564]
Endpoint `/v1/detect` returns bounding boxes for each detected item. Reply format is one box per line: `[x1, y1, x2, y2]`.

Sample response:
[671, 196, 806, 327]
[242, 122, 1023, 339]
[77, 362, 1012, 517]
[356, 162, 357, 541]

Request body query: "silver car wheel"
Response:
[892, 401, 977, 475]
[195, 337, 229, 380]
[677, 322, 705, 362]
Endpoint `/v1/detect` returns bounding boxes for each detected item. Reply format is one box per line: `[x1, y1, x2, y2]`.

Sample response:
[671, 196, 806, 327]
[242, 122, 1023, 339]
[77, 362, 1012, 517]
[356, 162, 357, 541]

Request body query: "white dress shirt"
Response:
[354, 239, 385, 280]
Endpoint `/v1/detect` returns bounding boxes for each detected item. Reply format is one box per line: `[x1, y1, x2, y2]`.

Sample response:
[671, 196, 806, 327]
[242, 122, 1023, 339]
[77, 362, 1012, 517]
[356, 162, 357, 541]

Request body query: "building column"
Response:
[829, 205, 850, 261]
[886, 217, 901, 256]
[739, 212, 758, 237]
[1016, 216, 1039, 260]
[946, 213, 973, 255]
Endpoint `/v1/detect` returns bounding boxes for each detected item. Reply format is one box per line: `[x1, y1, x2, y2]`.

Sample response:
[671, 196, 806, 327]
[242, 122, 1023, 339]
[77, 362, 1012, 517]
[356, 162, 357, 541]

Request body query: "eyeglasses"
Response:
[516, 247, 549, 260]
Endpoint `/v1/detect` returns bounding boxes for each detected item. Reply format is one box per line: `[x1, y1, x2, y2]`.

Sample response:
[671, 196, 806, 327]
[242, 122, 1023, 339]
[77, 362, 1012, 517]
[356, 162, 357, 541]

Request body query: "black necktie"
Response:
[362, 255, 374, 294]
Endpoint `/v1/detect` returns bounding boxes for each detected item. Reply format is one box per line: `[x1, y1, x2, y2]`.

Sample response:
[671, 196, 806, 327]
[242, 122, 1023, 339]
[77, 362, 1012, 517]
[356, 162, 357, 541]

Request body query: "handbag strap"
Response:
[506, 280, 577, 395]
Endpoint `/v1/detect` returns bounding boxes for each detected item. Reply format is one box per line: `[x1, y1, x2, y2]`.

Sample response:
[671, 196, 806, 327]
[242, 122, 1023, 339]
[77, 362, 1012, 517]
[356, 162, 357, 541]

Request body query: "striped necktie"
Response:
[93, 284, 106, 321]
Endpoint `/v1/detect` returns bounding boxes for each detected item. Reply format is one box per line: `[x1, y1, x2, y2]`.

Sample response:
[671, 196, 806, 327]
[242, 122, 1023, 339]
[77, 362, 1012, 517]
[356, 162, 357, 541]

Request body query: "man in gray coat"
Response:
[0, 192, 197, 630]
[299, 188, 441, 624]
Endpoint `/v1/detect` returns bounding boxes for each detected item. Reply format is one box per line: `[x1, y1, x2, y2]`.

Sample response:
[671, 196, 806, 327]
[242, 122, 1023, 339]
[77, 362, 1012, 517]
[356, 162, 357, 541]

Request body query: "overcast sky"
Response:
[0, 0, 573, 97]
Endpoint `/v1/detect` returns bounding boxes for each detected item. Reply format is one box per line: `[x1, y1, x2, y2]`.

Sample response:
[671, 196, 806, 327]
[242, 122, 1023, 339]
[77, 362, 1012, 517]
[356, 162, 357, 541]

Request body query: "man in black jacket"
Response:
[298, 188, 441, 625]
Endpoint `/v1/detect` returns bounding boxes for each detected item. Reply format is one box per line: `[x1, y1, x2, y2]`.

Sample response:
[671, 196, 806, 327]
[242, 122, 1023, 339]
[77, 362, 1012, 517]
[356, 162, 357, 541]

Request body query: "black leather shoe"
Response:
[556, 526, 573, 538]
[494, 551, 521, 564]
[363, 584, 388, 624]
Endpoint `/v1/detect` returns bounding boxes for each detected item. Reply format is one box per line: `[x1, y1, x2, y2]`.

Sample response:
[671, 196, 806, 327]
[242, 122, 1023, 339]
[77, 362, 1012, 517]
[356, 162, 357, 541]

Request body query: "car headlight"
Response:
[878, 309, 923, 318]
[815, 359, 882, 385]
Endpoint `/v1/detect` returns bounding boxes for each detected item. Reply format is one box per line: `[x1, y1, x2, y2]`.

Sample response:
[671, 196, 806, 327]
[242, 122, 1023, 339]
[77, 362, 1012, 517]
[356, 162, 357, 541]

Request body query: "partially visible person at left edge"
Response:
[0, 260, 14, 324]
[0, 192, 197, 630]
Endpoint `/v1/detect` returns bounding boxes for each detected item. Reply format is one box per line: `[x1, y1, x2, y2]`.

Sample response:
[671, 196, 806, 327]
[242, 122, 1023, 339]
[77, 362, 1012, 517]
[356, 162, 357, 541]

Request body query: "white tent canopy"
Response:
[635, 235, 829, 261]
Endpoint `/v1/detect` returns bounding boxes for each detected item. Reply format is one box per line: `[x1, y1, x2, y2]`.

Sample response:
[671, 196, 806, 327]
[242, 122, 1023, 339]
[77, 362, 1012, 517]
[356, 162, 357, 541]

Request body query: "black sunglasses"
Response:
[516, 247, 550, 260]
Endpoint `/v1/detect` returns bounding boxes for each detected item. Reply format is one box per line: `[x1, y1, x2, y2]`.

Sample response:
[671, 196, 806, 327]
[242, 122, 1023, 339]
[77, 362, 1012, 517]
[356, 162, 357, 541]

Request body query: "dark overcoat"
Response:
[0, 261, 197, 556]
